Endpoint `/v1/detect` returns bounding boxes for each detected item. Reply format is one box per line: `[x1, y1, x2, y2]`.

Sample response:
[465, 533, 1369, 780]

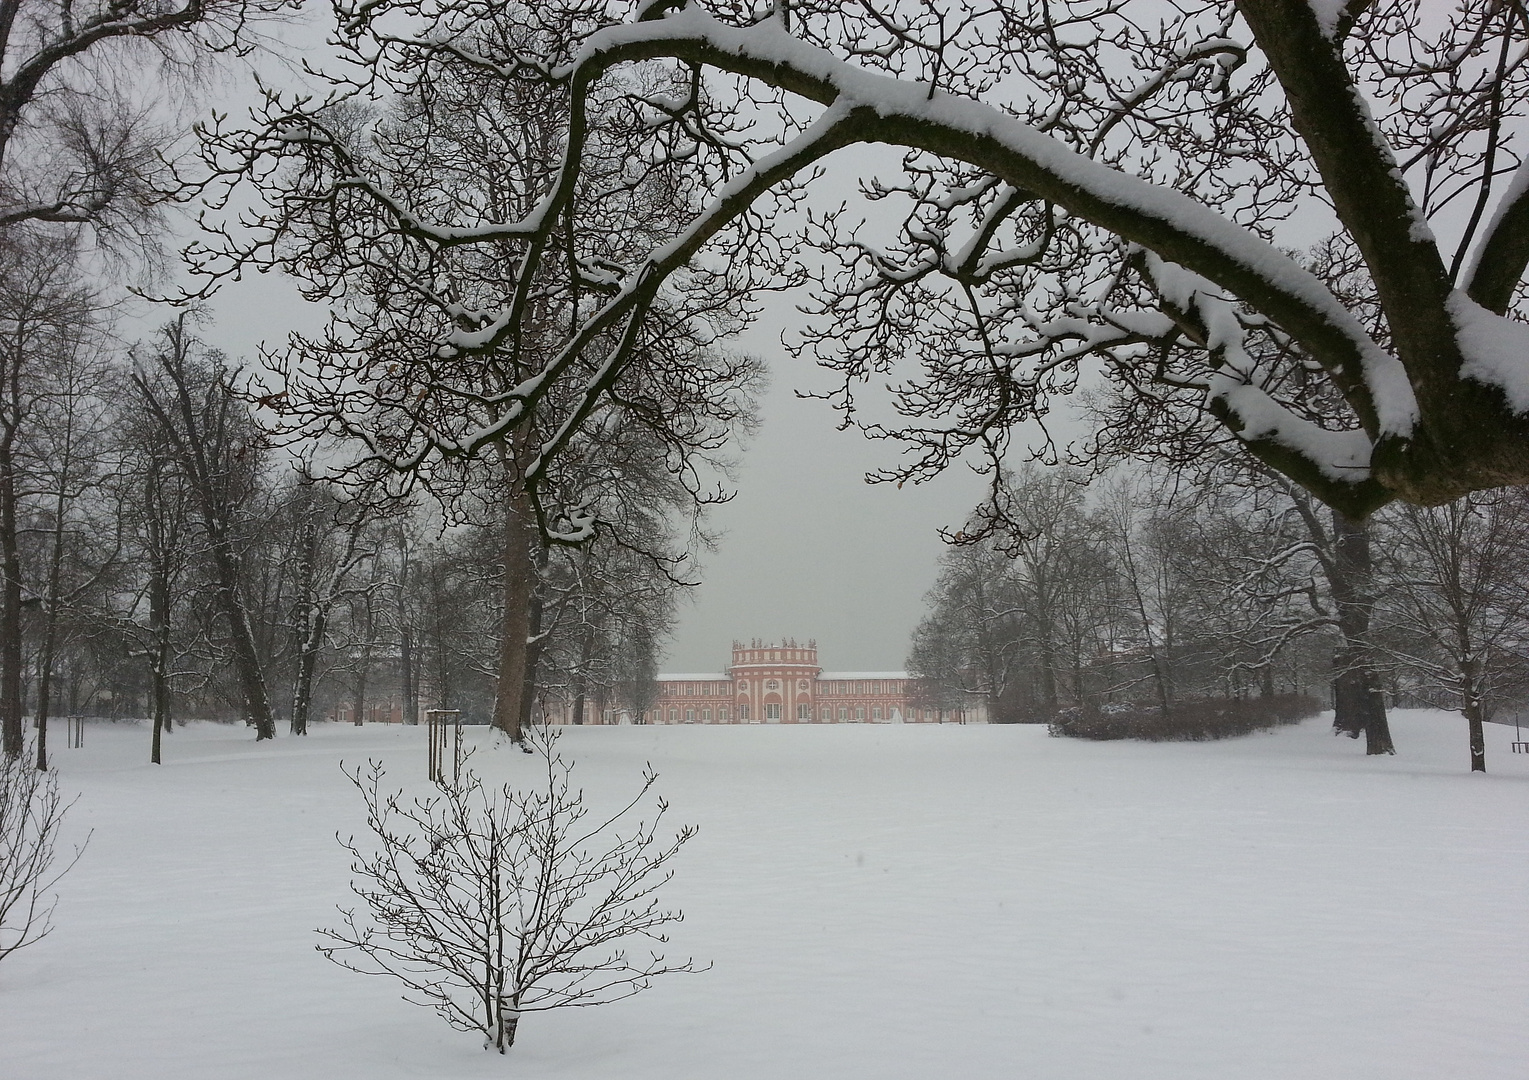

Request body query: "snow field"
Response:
[3, 711, 1527, 1079]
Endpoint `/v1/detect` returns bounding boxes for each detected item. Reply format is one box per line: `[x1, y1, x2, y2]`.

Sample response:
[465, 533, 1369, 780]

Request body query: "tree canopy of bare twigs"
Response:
[132, 317, 278, 740]
[1375, 487, 1529, 771]
[0, 0, 298, 253]
[194, 0, 1529, 530]
[0, 748, 85, 963]
[318, 728, 702, 1053]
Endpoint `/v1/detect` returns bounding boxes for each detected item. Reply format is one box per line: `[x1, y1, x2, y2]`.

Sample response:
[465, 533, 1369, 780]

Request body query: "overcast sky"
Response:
[655, 307, 986, 674]
[196, 264, 985, 674]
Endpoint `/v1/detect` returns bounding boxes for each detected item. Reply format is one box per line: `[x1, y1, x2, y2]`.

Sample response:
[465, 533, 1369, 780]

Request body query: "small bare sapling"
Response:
[1, 748, 86, 964]
[318, 729, 703, 1052]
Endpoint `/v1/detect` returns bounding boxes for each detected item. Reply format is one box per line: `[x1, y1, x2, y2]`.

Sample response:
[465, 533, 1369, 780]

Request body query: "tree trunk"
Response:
[149, 543, 173, 763]
[492, 487, 533, 744]
[150, 648, 170, 765]
[571, 621, 596, 726]
[518, 541, 548, 733]
[33, 651, 51, 772]
[33, 507, 67, 772]
[288, 514, 318, 735]
[291, 608, 324, 736]
[210, 542, 276, 740]
[1464, 700, 1487, 774]
[353, 561, 380, 727]
[400, 626, 416, 724]
[1037, 629, 1059, 713]
[1461, 658, 1487, 773]
[0, 440, 22, 759]
[1330, 511, 1395, 755]
[353, 650, 370, 727]
[396, 537, 418, 725]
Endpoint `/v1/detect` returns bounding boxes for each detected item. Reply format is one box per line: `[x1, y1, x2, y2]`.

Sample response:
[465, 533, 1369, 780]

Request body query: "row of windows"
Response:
[660, 682, 729, 697]
[817, 681, 902, 696]
[659, 679, 907, 698]
[640, 705, 959, 724]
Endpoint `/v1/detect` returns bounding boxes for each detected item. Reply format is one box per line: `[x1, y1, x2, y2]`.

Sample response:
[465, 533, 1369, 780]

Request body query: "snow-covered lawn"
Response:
[4, 711, 1527, 1079]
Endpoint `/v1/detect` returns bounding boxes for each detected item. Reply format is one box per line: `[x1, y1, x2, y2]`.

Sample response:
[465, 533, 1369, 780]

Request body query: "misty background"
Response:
[197, 269, 985, 673]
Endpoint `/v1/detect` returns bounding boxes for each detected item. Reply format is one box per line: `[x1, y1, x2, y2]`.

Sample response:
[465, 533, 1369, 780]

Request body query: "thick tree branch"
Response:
[1465, 159, 1529, 314]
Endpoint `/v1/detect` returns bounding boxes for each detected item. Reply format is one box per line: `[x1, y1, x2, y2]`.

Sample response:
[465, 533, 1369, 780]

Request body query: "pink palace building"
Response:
[623, 638, 972, 725]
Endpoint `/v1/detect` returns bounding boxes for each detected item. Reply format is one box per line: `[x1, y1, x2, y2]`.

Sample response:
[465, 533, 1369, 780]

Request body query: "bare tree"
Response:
[281, 477, 379, 734]
[0, 747, 84, 963]
[197, 4, 761, 744]
[132, 317, 276, 740]
[0, 232, 103, 758]
[392, 526, 419, 726]
[0, 0, 302, 274]
[908, 541, 1025, 720]
[108, 386, 196, 762]
[25, 308, 119, 770]
[1377, 488, 1529, 772]
[318, 729, 702, 1052]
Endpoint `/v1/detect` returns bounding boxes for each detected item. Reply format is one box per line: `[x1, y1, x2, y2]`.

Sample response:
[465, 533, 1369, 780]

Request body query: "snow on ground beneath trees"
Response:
[4, 711, 1527, 1080]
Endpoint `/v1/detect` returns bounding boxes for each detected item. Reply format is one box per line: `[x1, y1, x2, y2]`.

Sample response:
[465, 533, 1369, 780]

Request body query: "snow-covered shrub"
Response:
[1048, 694, 1321, 742]
[1, 747, 85, 963]
[318, 728, 703, 1052]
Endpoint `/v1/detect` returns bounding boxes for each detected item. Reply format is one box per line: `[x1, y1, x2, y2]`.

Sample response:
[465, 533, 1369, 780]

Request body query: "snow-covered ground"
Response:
[4, 711, 1527, 1079]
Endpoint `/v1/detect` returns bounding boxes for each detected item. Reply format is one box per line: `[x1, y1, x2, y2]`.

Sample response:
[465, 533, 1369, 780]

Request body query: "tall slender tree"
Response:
[132, 318, 276, 740]
[0, 232, 102, 757]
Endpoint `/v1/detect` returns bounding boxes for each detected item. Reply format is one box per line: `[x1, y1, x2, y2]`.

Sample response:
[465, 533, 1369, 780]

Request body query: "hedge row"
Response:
[1047, 693, 1323, 742]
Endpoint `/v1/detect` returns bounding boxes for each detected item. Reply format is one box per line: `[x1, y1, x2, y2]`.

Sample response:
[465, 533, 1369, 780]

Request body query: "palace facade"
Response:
[546, 638, 977, 725]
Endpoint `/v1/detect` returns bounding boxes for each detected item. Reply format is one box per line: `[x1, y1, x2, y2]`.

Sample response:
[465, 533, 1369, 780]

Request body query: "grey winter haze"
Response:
[200, 269, 983, 673]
